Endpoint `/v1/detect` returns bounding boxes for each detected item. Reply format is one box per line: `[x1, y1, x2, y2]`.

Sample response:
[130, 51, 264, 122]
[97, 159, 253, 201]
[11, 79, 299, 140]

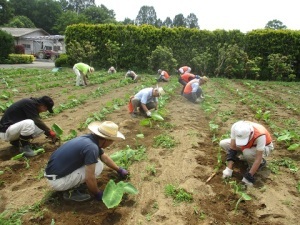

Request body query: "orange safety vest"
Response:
[183, 79, 199, 94]
[181, 73, 195, 83]
[162, 71, 170, 79]
[241, 122, 272, 150]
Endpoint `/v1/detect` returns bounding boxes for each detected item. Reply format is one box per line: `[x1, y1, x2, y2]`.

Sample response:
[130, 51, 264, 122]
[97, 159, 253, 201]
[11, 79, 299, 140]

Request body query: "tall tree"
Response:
[163, 17, 173, 28]
[265, 19, 287, 30]
[9, 0, 36, 19]
[82, 5, 116, 24]
[0, 0, 14, 25]
[53, 10, 87, 34]
[155, 18, 162, 28]
[6, 16, 35, 28]
[173, 14, 186, 27]
[135, 6, 157, 26]
[186, 13, 199, 29]
[122, 17, 134, 25]
[67, 0, 96, 14]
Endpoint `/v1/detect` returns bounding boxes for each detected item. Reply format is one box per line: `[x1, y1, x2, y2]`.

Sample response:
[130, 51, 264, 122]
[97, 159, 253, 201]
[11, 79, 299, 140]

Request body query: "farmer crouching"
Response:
[44, 121, 129, 202]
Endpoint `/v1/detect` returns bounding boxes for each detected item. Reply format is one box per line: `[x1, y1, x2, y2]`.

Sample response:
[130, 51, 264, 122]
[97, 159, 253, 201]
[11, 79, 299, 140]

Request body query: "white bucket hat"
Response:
[233, 121, 253, 146]
[88, 121, 125, 141]
[155, 87, 165, 96]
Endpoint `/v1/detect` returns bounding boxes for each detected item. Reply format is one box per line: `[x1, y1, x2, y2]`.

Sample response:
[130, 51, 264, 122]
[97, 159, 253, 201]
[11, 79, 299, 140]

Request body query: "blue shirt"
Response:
[134, 88, 158, 104]
[45, 134, 104, 177]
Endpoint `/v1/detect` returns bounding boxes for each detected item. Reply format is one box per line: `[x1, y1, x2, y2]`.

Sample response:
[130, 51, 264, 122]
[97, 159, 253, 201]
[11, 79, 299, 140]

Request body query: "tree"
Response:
[155, 18, 162, 28]
[173, 14, 186, 28]
[0, 30, 14, 61]
[53, 10, 88, 34]
[82, 5, 116, 24]
[0, 0, 14, 25]
[67, 40, 98, 66]
[6, 16, 35, 28]
[163, 17, 173, 28]
[9, 0, 36, 20]
[265, 19, 287, 30]
[66, 0, 96, 14]
[186, 13, 199, 29]
[135, 6, 157, 26]
[122, 17, 134, 25]
[148, 45, 177, 72]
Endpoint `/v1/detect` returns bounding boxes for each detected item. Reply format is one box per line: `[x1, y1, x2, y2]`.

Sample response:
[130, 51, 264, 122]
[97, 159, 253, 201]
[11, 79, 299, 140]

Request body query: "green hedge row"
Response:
[65, 24, 300, 80]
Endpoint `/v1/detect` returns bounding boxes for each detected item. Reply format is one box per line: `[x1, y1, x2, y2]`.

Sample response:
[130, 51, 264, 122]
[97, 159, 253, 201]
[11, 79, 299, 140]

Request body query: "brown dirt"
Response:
[0, 69, 299, 225]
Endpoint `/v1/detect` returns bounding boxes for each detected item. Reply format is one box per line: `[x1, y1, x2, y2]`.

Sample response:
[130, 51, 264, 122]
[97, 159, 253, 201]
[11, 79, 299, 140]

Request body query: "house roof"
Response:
[0, 27, 50, 37]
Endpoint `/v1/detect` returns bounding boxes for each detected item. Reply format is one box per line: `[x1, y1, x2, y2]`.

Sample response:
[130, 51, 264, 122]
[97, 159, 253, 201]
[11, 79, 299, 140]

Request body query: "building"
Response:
[0, 27, 65, 58]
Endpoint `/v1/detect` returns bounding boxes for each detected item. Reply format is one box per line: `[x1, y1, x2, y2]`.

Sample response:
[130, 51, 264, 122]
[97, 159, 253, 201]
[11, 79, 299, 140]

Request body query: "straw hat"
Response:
[154, 87, 165, 96]
[89, 67, 95, 73]
[88, 121, 125, 141]
[201, 76, 209, 82]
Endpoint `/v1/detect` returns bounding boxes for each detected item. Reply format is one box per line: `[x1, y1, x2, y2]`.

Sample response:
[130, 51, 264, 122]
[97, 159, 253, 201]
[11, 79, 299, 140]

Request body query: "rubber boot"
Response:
[19, 135, 36, 157]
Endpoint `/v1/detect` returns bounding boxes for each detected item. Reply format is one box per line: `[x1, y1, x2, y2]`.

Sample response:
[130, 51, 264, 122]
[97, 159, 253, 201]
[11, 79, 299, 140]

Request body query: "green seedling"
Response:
[146, 164, 156, 176]
[164, 184, 193, 203]
[140, 111, 164, 128]
[110, 145, 146, 168]
[229, 181, 252, 213]
[102, 179, 138, 208]
[11, 148, 45, 160]
[153, 134, 177, 149]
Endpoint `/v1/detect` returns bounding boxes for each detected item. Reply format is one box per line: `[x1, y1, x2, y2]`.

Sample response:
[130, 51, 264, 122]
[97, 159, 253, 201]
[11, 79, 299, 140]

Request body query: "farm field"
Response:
[0, 68, 299, 225]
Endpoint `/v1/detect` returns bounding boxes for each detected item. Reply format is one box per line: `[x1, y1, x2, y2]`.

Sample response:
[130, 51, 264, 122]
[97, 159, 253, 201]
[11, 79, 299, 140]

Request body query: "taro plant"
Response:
[140, 111, 164, 128]
[267, 157, 299, 174]
[110, 145, 147, 168]
[102, 180, 138, 208]
[276, 129, 300, 150]
[228, 180, 252, 213]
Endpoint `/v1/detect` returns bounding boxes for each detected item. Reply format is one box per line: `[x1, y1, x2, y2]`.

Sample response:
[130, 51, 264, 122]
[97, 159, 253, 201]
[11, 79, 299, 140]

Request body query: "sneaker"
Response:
[259, 158, 267, 170]
[63, 189, 91, 202]
[19, 145, 36, 157]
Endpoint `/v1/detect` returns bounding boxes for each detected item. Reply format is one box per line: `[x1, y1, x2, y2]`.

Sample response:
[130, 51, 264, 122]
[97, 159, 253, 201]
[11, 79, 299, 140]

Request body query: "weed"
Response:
[228, 181, 252, 213]
[164, 184, 193, 203]
[268, 157, 299, 174]
[146, 164, 156, 176]
[153, 134, 177, 149]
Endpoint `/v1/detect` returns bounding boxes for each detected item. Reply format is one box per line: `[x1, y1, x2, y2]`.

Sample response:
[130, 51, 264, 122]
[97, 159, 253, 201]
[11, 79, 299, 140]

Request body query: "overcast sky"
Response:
[94, 0, 299, 33]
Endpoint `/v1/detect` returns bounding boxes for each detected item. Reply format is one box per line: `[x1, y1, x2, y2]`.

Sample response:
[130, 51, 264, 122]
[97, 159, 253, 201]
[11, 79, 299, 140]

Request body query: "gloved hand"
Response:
[146, 111, 152, 117]
[222, 167, 233, 178]
[48, 130, 58, 143]
[242, 172, 255, 186]
[117, 167, 129, 179]
[95, 191, 103, 201]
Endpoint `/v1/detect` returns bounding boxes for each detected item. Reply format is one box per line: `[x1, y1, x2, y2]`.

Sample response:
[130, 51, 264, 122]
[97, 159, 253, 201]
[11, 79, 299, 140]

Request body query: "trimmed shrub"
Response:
[55, 53, 70, 67]
[8, 54, 34, 64]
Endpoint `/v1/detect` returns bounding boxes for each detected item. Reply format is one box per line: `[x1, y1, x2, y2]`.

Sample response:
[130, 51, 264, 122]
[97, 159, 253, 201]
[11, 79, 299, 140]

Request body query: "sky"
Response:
[94, 0, 299, 33]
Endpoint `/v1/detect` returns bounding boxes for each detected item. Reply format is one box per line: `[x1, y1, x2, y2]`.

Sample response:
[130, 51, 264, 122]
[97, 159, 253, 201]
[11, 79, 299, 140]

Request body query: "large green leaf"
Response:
[118, 181, 139, 194]
[51, 123, 63, 137]
[288, 143, 300, 151]
[102, 180, 124, 208]
[110, 148, 136, 161]
[151, 111, 164, 121]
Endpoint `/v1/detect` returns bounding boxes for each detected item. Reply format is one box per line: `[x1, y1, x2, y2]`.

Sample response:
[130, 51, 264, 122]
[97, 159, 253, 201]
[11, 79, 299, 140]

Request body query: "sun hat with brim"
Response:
[88, 121, 125, 141]
[234, 121, 253, 146]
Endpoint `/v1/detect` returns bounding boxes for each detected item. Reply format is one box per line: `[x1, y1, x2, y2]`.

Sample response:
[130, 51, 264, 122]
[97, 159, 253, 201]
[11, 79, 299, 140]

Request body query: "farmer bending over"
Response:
[73, 62, 94, 86]
[182, 76, 208, 103]
[44, 121, 129, 202]
[0, 96, 58, 157]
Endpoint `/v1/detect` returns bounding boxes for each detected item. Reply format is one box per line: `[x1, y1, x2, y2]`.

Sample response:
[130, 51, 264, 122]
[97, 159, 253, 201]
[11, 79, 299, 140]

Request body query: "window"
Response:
[53, 46, 61, 51]
[44, 46, 52, 50]
[23, 44, 31, 49]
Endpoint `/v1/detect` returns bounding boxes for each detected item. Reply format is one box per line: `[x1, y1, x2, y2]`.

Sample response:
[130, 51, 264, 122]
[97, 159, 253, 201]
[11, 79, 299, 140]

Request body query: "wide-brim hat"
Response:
[88, 121, 125, 141]
[234, 121, 253, 146]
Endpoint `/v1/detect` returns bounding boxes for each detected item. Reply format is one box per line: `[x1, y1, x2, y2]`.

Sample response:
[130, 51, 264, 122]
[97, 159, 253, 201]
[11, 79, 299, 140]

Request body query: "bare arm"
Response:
[85, 164, 101, 195]
[141, 103, 149, 113]
[249, 151, 263, 175]
[100, 153, 120, 171]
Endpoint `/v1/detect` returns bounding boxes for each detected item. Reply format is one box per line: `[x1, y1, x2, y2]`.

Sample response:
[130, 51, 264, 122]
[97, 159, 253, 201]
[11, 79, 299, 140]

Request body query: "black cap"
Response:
[38, 96, 54, 113]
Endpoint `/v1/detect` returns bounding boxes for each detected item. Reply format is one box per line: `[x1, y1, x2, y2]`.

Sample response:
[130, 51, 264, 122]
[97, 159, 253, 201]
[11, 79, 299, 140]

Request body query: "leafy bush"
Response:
[148, 45, 177, 73]
[55, 53, 70, 67]
[14, 45, 25, 54]
[0, 30, 14, 62]
[8, 54, 34, 64]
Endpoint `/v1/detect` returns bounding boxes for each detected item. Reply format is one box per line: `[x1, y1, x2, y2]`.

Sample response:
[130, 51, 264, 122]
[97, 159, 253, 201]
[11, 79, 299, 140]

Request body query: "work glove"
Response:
[95, 191, 103, 201]
[117, 167, 129, 179]
[222, 167, 233, 178]
[226, 148, 238, 162]
[242, 172, 255, 186]
[146, 111, 152, 117]
[48, 130, 58, 143]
